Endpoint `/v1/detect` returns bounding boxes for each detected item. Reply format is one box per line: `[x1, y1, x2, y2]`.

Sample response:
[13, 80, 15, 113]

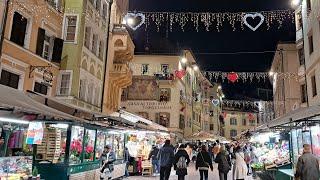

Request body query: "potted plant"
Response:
[32, 167, 40, 180]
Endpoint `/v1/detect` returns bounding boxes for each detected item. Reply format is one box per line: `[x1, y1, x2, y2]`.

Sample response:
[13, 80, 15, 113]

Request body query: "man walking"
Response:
[148, 145, 160, 174]
[295, 144, 320, 180]
[158, 140, 175, 180]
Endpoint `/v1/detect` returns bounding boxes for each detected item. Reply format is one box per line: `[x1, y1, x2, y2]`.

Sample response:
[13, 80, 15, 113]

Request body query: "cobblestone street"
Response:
[127, 163, 258, 180]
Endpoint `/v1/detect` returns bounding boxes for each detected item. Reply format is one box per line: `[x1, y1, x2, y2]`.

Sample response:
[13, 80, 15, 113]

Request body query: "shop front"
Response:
[252, 105, 320, 180]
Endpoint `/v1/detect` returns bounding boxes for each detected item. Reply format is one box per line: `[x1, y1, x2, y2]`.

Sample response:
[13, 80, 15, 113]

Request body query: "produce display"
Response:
[0, 156, 32, 180]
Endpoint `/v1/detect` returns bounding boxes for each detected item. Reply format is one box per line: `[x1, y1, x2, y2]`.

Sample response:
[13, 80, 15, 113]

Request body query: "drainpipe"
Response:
[0, 0, 10, 65]
[100, 0, 113, 112]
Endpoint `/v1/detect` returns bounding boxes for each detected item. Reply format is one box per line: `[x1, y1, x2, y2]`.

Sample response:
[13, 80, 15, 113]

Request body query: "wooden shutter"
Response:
[10, 12, 27, 46]
[52, 38, 64, 63]
[36, 28, 45, 56]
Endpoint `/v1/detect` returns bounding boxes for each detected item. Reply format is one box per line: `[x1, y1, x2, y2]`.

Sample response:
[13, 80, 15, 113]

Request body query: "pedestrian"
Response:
[196, 145, 213, 180]
[124, 147, 130, 177]
[213, 142, 220, 161]
[185, 143, 193, 161]
[243, 144, 252, 175]
[215, 145, 231, 180]
[100, 145, 116, 180]
[295, 144, 320, 180]
[208, 144, 213, 161]
[232, 146, 247, 180]
[148, 145, 160, 174]
[158, 139, 175, 180]
[174, 144, 191, 180]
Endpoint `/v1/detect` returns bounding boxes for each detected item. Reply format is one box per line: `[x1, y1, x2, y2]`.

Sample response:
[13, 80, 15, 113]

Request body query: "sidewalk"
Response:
[127, 163, 259, 180]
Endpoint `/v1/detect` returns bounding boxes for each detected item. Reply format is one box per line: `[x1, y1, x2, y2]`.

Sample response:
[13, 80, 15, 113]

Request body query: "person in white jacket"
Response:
[232, 146, 248, 180]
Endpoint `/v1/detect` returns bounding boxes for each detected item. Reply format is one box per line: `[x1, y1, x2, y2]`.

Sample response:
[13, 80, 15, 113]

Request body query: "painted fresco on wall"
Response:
[127, 76, 158, 100]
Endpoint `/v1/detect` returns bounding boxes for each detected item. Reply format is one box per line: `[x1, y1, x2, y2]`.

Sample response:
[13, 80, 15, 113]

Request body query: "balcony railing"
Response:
[154, 73, 174, 81]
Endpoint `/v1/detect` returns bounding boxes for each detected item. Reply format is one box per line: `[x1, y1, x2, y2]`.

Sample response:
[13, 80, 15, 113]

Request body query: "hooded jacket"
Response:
[158, 144, 175, 167]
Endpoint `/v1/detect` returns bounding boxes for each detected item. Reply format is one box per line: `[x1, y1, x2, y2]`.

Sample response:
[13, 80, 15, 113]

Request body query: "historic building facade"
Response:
[55, 0, 111, 112]
[120, 50, 219, 139]
[0, 0, 63, 96]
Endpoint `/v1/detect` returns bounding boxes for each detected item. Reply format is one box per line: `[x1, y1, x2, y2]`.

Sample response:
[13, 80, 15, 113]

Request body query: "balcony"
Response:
[155, 73, 174, 85]
[296, 28, 303, 42]
[112, 24, 135, 64]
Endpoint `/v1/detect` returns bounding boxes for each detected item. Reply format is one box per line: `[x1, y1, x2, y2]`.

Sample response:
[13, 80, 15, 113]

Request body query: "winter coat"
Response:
[174, 149, 191, 176]
[232, 152, 248, 180]
[196, 151, 213, 171]
[295, 152, 320, 180]
[148, 147, 160, 160]
[158, 144, 175, 167]
[215, 150, 231, 174]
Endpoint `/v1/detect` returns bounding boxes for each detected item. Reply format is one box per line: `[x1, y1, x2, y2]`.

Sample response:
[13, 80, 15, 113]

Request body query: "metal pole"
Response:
[0, 0, 10, 62]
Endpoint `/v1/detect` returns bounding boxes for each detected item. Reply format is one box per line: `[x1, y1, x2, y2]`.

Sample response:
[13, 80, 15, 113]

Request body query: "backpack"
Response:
[176, 156, 187, 169]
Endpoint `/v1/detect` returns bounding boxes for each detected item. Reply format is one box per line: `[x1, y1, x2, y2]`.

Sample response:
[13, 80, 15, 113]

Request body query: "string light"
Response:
[131, 10, 294, 32]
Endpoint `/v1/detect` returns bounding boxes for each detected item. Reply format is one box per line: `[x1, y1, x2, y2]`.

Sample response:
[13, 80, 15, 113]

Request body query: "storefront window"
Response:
[96, 131, 106, 159]
[105, 134, 113, 147]
[84, 129, 96, 162]
[311, 125, 320, 157]
[69, 126, 84, 164]
[113, 134, 124, 159]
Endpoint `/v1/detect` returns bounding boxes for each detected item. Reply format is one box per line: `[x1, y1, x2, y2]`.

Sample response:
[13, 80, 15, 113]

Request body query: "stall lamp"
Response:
[218, 85, 222, 90]
[0, 117, 29, 124]
[193, 65, 199, 71]
[269, 71, 274, 76]
[181, 57, 187, 64]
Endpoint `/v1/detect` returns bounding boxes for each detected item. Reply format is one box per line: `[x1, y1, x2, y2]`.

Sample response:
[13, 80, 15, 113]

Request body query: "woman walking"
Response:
[174, 144, 190, 180]
[215, 145, 231, 180]
[232, 146, 247, 180]
[196, 145, 213, 180]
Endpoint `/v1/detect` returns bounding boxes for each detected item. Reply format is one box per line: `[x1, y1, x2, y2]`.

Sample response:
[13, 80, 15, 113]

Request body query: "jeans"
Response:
[124, 162, 129, 177]
[152, 159, 160, 173]
[219, 171, 227, 180]
[160, 166, 171, 180]
[199, 170, 208, 180]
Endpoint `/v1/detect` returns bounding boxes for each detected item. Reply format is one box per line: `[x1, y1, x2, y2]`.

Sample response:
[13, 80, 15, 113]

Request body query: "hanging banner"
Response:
[26, 122, 44, 145]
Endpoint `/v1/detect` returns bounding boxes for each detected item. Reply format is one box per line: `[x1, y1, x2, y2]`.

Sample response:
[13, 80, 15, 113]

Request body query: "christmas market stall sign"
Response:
[127, 102, 172, 110]
[26, 122, 44, 145]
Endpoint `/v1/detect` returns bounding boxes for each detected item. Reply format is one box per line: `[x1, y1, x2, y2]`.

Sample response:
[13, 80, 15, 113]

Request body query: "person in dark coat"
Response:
[148, 145, 160, 174]
[174, 144, 190, 180]
[295, 144, 320, 180]
[196, 145, 213, 180]
[158, 140, 175, 180]
[215, 145, 231, 180]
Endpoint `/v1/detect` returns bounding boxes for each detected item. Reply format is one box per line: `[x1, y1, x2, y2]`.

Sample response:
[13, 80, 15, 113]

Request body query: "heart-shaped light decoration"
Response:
[175, 70, 186, 79]
[124, 13, 145, 31]
[212, 99, 220, 106]
[243, 13, 265, 31]
[227, 72, 239, 83]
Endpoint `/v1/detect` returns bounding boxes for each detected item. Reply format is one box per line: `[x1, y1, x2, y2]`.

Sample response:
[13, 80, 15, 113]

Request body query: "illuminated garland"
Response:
[128, 10, 294, 32]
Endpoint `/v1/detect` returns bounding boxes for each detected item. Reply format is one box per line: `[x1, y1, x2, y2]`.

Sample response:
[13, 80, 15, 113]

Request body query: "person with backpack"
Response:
[196, 145, 213, 180]
[174, 144, 190, 180]
[215, 145, 231, 180]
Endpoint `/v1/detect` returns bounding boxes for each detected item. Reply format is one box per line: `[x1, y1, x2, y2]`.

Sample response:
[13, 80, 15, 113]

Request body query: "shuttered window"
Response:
[10, 12, 28, 46]
[0, 70, 19, 89]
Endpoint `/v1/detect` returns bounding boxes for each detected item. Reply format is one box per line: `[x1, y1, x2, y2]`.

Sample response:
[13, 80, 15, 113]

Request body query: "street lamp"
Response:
[193, 65, 199, 71]
[269, 71, 274, 76]
[291, 0, 301, 7]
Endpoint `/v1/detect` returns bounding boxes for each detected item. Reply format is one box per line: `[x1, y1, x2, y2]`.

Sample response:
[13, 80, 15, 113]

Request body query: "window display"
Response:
[84, 129, 96, 162]
[69, 126, 84, 164]
[96, 131, 106, 159]
[114, 134, 124, 160]
[310, 125, 320, 157]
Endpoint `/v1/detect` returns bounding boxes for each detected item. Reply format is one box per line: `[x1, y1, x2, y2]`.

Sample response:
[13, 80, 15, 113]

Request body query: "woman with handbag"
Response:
[174, 144, 190, 180]
[196, 145, 213, 180]
[215, 145, 231, 180]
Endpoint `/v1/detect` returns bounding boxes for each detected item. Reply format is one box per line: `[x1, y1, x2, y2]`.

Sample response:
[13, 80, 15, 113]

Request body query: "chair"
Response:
[141, 160, 153, 176]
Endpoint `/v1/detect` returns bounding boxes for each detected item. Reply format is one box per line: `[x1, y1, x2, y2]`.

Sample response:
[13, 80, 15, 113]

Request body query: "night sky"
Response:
[128, 0, 296, 100]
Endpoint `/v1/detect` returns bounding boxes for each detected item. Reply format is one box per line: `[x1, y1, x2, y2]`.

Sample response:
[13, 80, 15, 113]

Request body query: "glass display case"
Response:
[69, 126, 84, 164]
[83, 129, 96, 162]
[96, 131, 106, 159]
[310, 125, 320, 157]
